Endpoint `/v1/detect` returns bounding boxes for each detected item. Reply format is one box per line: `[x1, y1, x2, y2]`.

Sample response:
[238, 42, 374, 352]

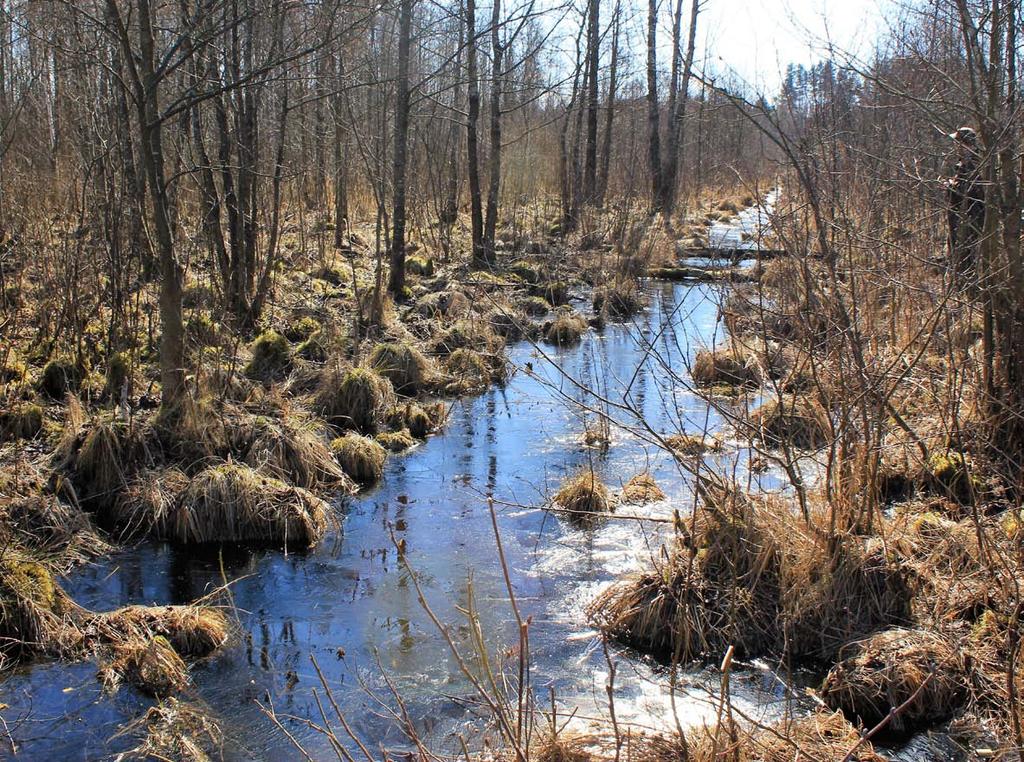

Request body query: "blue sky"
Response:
[698, 0, 891, 93]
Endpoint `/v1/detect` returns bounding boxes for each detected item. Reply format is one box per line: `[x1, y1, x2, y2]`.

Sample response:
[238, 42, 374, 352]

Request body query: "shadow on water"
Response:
[0, 268, 891, 758]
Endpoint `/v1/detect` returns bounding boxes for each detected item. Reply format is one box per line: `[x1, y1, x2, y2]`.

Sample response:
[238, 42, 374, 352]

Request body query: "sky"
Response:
[696, 0, 893, 94]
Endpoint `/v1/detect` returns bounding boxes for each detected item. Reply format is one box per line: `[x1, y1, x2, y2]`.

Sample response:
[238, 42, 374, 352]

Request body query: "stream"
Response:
[0, 200, 944, 759]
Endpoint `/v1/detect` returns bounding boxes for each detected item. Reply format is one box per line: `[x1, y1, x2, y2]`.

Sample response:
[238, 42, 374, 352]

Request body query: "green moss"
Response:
[534, 281, 569, 306]
[928, 451, 980, 503]
[314, 265, 345, 286]
[2, 559, 57, 611]
[0, 352, 27, 383]
[406, 256, 435, 277]
[40, 358, 85, 398]
[284, 316, 320, 342]
[245, 330, 292, 382]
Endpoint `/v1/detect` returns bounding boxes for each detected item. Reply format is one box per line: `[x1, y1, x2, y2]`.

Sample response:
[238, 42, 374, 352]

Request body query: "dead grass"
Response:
[691, 348, 758, 387]
[168, 463, 331, 546]
[821, 627, 969, 734]
[243, 416, 354, 492]
[314, 364, 396, 433]
[553, 471, 612, 526]
[331, 432, 388, 485]
[370, 341, 438, 394]
[99, 635, 189, 697]
[620, 473, 666, 504]
[545, 310, 589, 346]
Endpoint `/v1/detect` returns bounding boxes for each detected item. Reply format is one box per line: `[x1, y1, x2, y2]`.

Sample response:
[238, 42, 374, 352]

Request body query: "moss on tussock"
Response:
[245, 330, 292, 382]
[284, 316, 320, 342]
[369, 342, 436, 394]
[376, 429, 417, 452]
[313, 365, 395, 433]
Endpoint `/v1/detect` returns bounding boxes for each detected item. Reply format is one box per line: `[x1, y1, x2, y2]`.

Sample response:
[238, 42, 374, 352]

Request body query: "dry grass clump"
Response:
[109, 468, 189, 542]
[486, 305, 528, 340]
[820, 628, 969, 734]
[331, 432, 387, 485]
[100, 635, 188, 697]
[369, 341, 437, 394]
[589, 494, 911, 664]
[376, 429, 417, 452]
[620, 473, 666, 504]
[735, 710, 887, 762]
[168, 463, 330, 546]
[535, 280, 569, 306]
[313, 364, 395, 433]
[6, 491, 107, 559]
[545, 310, 589, 346]
[593, 280, 643, 319]
[244, 330, 292, 382]
[508, 259, 543, 284]
[750, 395, 832, 450]
[95, 604, 230, 658]
[115, 698, 223, 762]
[63, 417, 152, 509]
[284, 315, 320, 342]
[433, 318, 505, 356]
[243, 416, 353, 492]
[691, 348, 759, 387]
[0, 401, 44, 441]
[553, 471, 612, 526]
[664, 433, 722, 456]
[0, 553, 79, 658]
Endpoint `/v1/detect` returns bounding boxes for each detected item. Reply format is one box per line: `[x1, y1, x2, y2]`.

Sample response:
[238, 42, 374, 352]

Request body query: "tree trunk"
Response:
[466, 0, 485, 265]
[646, 0, 662, 210]
[661, 0, 699, 215]
[388, 0, 414, 297]
[596, 0, 620, 206]
[582, 0, 599, 201]
[481, 0, 501, 266]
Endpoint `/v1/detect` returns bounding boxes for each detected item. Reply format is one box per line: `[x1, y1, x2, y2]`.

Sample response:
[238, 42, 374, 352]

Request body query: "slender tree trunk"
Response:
[596, 0, 620, 206]
[481, 0, 501, 265]
[388, 0, 414, 297]
[661, 0, 699, 215]
[333, 48, 349, 247]
[646, 0, 662, 210]
[466, 0, 484, 265]
[582, 0, 599, 200]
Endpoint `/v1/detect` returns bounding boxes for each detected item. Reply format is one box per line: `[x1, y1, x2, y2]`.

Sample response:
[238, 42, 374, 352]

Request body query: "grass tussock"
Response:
[95, 604, 230, 659]
[588, 493, 911, 664]
[39, 358, 85, 398]
[244, 330, 292, 382]
[0, 553, 78, 658]
[691, 348, 759, 387]
[593, 280, 643, 320]
[376, 429, 417, 452]
[243, 416, 353, 493]
[545, 310, 588, 346]
[109, 468, 189, 541]
[445, 348, 493, 394]
[331, 432, 387, 485]
[750, 395, 832, 450]
[553, 471, 612, 526]
[314, 364, 395, 434]
[620, 473, 666, 504]
[820, 627, 969, 734]
[168, 463, 330, 547]
[664, 433, 722, 456]
[99, 635, 189, 698]
[433, 318, 505, 356]
[369, 342, 437, 394]
[0, 402, 44, 441]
